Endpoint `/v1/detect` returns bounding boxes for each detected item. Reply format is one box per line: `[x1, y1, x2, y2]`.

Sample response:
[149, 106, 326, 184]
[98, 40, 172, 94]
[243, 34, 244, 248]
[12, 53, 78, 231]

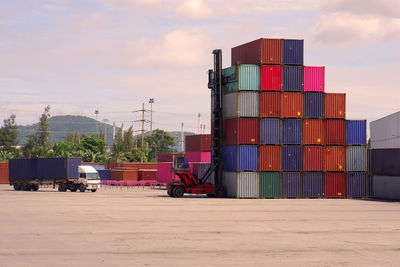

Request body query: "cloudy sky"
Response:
[1, 0, 400, 133]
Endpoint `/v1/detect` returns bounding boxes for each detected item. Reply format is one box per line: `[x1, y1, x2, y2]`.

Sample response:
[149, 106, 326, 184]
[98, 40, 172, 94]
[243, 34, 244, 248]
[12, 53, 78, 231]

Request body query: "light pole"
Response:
[149, 98, 154, 133]
[95, 110, 99, 137]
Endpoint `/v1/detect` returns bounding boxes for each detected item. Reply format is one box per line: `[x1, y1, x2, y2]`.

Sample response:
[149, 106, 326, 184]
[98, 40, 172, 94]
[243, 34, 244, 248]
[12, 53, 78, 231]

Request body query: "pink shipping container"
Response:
[157, 162, 193, 183]
[261, 65, 282, 91]
[304, 66, 325, 92]
[186, 152, 211, 163]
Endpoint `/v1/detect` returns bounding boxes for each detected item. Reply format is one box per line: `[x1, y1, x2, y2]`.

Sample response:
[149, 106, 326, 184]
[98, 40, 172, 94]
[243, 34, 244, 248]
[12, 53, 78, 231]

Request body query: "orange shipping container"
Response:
[325, 93, 346, 119]
[259, 145, 281, 171]
[231, 38, 283, 65]
[0, 167, 9, 184]
[115, 162, 157, 169]
[281, 92, 303, 118]
[138, 169, 158, 180]
[303, 119, 324, 145]
[260, 92, 281, 117]
[110, 169, 139, 181]
[325, 146, 346, 171]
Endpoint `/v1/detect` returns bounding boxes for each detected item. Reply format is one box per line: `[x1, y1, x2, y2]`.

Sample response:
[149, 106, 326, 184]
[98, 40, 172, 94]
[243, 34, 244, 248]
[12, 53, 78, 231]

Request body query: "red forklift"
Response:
[167, 49, 235, 198]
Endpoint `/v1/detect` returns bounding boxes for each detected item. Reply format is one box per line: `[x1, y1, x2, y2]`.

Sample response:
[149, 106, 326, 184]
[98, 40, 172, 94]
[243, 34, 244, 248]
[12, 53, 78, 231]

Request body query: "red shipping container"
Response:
[325, 93, 346, 118]
[117, 162, 158, 169]
[185, 134, 211, 152]
[157, 153, 185, 163]
[259, 146, 281, 171]
[0, 167, 9, 184]
[325, 119, 346, 145]
[231, 38, 283, 65]
[303, 146, 324, 171]
[325, 172, 346, 198]
[138, 169, 157, 180]
[186, 152, 211, 163]
[325, 146, 346, 171]
[260, 92, 281, 117]
[303, 119, 324, 145]
[0, 162, 8, 168]
[223, 118, 259, 145]
[261, 65, 282, 91]
[110, 169, 139, 181]
[281, 92, 303, 118]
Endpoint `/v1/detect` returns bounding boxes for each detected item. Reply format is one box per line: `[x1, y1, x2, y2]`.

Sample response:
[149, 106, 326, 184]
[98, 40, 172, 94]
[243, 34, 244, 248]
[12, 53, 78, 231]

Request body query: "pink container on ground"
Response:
[304, 66, 325, 92]
[157, 162, 194, 183]
[186, 152, 211, 163]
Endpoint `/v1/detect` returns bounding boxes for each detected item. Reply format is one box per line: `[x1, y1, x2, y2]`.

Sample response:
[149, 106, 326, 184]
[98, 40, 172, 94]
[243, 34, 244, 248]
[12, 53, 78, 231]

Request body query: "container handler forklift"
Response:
[167, 49, 236, 198]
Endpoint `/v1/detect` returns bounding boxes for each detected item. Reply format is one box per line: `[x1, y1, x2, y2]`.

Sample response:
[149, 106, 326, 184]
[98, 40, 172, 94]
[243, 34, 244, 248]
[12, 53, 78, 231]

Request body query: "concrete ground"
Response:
[0, 184, 399, 267]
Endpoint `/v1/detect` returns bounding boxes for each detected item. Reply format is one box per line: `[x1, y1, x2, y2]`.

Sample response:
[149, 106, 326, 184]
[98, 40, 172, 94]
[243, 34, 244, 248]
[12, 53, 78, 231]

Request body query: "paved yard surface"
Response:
[0, 184, 399, 266]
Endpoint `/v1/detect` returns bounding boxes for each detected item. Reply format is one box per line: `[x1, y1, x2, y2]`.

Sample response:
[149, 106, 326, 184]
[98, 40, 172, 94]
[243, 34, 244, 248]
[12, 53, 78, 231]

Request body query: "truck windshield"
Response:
[86, 173, 99, 180]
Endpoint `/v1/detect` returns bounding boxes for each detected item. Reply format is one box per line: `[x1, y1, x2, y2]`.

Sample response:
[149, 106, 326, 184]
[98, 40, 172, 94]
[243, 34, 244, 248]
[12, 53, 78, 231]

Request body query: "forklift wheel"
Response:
[207, 193, 215, 198]
[214, 185, 226, 198]
[172, 186, 184, 198]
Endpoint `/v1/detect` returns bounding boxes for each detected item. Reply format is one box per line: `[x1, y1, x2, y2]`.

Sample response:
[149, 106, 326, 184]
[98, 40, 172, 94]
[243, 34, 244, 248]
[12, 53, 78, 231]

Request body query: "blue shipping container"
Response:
[9, 158, 37, 180]
[283, 39, 304, 65]
[223, 145, 237, 171]
[304, 92, 324, 118]
[260, 118, 280, 144]
[282, 119, 302, 144]
[347, 172, 366, 198]
[346, 120, 367, 145]
[282, 172, 302, 198]
[238, 145, 258, 171]
[283, 66, 303, 92]
[371, 148, 400, 176]
[282, 146, 302, 171]
[98, 169, 111, 180]
[303, 172, 324, 198]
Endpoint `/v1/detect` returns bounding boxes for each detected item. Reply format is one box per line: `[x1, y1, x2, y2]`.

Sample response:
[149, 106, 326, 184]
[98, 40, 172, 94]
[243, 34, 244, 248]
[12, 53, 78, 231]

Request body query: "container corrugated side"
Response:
[283, 39, 304, 65]
[223, 145, 237, 171]
[238, 172, 259, 198]
[346, 146, 367, 172]
[325, 172, 346, 198]
[281, 92, 303, 118]
[260, 92, 281, 117]
[282, 119, 302, 145]
[222, 65, 260, 93]
[260, 118, 281, 145]
[0, 166, 9, 184]
[303, 119, 324, 145]
[303, 146, 324, 171]
[325, 119, 346, 145]
[222, 92, 259, 119]
[304, 92, 324, 118]
[304, 66, 325, 92]
[223, 118, 259, 145]
[157, 162, 177, 182]
[222, 172, 238, 198]
[185, 134, 211, 152]
[98, 169, 111, 180]
[261, 65, 282, 91]
[371, 148, 400, 176]
[259, 172, 280, 198]
[325, 93, 346, 119]
[303, 172, 324, 198]
[372, 175, 400, 200]
[261, 38, 283, 65]
[370, 111, 400, 149]
[325, 146, 346, 172]
[282, 146, 302, 171]
[259, 145, 281, 171]
[231, 38, 282, 65]
[186, 152, 211, 163]
[282, 66, 303, 92]
[347, 173, 367, 198]
[282, 172, 302, 198]
[238, 145, 258, 171]
[36, 158, 81, 180]
[9, 158, 36, 180]
[346, 120, 367, 145]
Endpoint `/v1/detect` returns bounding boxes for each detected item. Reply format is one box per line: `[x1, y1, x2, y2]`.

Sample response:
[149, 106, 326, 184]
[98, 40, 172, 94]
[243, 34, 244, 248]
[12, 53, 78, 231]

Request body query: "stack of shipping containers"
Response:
[186, 134, 213, 182]
[217, 38, 368, 199]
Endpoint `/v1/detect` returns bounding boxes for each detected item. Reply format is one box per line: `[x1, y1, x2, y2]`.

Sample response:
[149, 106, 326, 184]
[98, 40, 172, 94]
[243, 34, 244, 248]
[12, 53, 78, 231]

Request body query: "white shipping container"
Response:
[222, 92, 259, 119]
[370, 111, 400, 148]
[238, 172, 259, 198]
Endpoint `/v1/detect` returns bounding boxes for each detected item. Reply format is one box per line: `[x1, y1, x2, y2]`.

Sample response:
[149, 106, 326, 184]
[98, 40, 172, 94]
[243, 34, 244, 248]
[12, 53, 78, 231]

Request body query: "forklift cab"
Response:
[172, 156, 190, 172]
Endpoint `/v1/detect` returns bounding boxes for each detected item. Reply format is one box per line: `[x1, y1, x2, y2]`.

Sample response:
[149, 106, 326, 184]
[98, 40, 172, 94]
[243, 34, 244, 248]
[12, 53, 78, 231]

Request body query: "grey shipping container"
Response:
[370, 111, 400, 149]
[222, 91, 259, 119]
[346, 146, 367, 172]
[238, 172, 259, 198]
[222, 172, 238, 198]
[372, 176, 400, 200]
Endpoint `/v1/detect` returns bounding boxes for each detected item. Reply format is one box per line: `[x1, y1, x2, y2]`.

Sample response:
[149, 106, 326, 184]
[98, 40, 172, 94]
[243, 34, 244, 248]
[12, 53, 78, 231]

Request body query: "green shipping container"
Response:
[222, 65, 260, 94]
[259, 172, 281, 198]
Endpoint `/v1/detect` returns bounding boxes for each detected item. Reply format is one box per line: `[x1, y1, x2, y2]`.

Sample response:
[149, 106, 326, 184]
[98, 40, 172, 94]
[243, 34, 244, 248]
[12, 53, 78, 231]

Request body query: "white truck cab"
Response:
[78, 166, 100, 192]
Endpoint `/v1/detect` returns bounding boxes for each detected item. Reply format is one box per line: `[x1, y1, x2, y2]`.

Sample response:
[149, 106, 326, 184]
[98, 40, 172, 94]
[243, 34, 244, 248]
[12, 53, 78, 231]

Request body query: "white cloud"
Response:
[323, 0, 400, 18]
[43, 0, 69, 10]
[175, 0, 213, 19]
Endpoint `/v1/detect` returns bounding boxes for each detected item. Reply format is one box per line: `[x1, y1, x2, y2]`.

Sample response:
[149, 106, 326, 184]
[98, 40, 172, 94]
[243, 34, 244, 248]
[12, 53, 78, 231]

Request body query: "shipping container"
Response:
[116, 162, 158, 169]
[260, 92, 281, 117]
[157, 162, 178, 183]
[325, 119, 346, 145]
[197, 163, 214, 183]
[282, 172, 302, 198]
[282, 66, 303, 92]
[259, 172, 280, 198]
[325, 146, 346, 172]
[157, 153, 185, 163]
[303, 172, 324, 198]
[260, 118, 281, 145]
[222, 65, 260, 93]
[0, 162, 7, 168]
[223, 91, 259, 119]
[0, 163, 9, 184]
[283, 39, 304, 65]
[372, 175, 400, 200]
[325, 172, 346, 198]
[281, 92, 303, 118]
[370, 111, 400, 149]
[185, 134, 211, 152]
[303, 119, 324, 145]
[223, 118, 259, 145]
[138, 169, 158, 180]
[98, 169, 111, 180]
[222, 172, 238, 198]
[282, 146, 302, 171]
[371, 149, 400, 176]
[282, 119, 302, 144]
[259, 145, 281, 171]
[238, 172, 259, 198]
[238, 145, 258, 171]
[346, 120, 367, 145]
[325, 93, 346, 119]
[110, 168, 138, 181]
[186, 152, 211, 163]
[304, 66, 324, 92]
[223, 145, 237, 171]
[347, 173, 367, 198]
[346, 146, 367, 172]
[304, 92, 324, 118]
[82, 162, 106, 170]
[303, 146, 324, 171]
[231, 38, 283, 65]
[260, 65, 282, 91]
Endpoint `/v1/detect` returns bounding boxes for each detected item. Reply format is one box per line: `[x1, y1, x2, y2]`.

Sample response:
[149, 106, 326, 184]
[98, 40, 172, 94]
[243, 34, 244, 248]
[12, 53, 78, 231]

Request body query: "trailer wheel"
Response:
[79, 184, 86, 192]
[20, 183, 28, 191]
[32, 184, 39, 191]
[172, 186, 184, 198]
[58, 183, 67, 192]
[214, 185, 226, 198]
[70, 185, 78, 192]
[91, 189, 97, 192]
[13, 183, 21, 191]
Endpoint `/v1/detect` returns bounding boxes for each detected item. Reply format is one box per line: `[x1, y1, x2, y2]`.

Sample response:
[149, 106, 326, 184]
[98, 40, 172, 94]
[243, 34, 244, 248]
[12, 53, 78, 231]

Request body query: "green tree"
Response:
[36, 105, 51, 148]
[22, 134, 37, 158]
[53, 141, 72, 157]
[122, 126, 134, 152]
[0, 114, 19, 152]
[113, 126, 124, 153]
[79, 135, 106, 155]
[136, 129, 176, 162]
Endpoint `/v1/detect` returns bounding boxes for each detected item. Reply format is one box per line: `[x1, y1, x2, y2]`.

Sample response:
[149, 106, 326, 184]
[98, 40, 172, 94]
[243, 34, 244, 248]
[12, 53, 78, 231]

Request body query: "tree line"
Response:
[0, 106, 176, 162]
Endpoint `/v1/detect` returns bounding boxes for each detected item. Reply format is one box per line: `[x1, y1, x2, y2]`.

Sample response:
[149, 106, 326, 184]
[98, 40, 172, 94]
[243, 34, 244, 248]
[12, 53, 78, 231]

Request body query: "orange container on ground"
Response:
[110, 168, 139, 181]
[138, 169, 157, 180]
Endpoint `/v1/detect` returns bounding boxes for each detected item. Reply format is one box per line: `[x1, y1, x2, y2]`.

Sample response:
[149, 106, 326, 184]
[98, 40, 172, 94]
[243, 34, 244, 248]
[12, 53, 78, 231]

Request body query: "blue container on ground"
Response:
[304, 92, 324, 118]
[303, 172, 324, 198]
[98, 169, 111, 180]
[283, 66, 303, 92]
[9, 158, 37, 180]
[223, 145, 237, 171]
[371, 149, 400, 176]
[283, 39, 304, 65]
[260, 118, 280, 144]
[238, 145, 258, 171]
[282, 146, 302, 171]
[346, 120, 367, 145]
[36, 158, 81, 179]
[347, 173, 367, 198]
[282, 172, 302, 198]
[282, 119, 302, 145]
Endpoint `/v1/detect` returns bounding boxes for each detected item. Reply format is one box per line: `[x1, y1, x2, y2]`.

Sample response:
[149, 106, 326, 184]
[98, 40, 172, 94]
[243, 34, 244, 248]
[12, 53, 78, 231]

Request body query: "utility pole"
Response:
[141, 103, 145, 162]
[103, 119, 109, 144]
[112, 122, 116, 142]
[95, 110, 99, 137]
[180, 122, 184, 152]
[149, 98, 154, 133]
[198, 113, 201, 134]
